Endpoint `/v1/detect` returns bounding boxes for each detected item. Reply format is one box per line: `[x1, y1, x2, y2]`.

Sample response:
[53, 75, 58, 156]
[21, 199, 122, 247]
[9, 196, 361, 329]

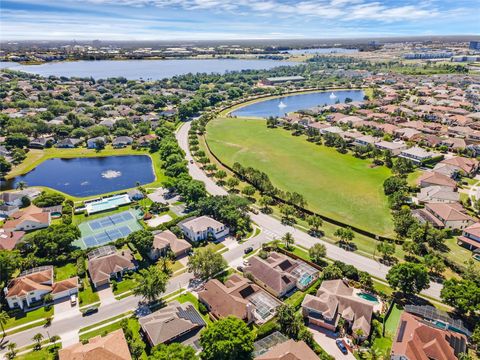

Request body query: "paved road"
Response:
[176, 121, 443, 300]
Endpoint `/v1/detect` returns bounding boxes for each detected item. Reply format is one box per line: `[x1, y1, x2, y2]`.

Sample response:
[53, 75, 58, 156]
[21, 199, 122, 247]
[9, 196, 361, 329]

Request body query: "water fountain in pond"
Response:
[329, 92, 337, 99]
[278, 101, 287, 108]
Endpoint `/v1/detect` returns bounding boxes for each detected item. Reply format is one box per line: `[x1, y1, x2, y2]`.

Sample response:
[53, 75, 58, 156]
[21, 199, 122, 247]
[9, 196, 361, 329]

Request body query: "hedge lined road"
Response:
[176, 121, 443, 300]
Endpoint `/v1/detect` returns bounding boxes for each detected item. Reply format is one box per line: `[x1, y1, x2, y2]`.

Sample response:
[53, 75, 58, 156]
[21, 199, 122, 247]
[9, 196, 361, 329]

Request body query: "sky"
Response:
[1, 0, 479, 41]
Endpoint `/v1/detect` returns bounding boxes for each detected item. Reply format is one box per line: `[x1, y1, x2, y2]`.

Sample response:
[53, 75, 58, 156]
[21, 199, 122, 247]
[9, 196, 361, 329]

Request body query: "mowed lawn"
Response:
[207, 117, 394, 236]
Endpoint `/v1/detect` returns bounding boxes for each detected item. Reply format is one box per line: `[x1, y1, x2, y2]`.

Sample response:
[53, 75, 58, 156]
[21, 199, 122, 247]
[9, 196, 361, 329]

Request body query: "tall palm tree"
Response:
[0, 308, 9, 343]
[32, 332, 44, 350]
[16, 181, 27, 190]
[6, 342, 17, 360]
[282, 232, 295, 250]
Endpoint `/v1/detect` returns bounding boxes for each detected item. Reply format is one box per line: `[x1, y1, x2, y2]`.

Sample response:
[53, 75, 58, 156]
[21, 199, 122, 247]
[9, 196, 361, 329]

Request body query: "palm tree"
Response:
[0, 308, 9, 343]
[282, 232, 295, 250]
[16, 181, 27, 190]
[32, 332, 44, 350]
[6, 342, 17, 360]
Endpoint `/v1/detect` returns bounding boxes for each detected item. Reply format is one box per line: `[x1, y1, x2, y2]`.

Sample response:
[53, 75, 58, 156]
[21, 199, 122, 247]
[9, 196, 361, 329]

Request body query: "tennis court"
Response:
[76, 210, 142, 249]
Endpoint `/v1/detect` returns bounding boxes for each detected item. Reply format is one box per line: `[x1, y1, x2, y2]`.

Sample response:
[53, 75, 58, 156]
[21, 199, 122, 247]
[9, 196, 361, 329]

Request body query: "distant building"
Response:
[403, 52, 453, 60]
[469, 41, 480, 50]
[261, 76, 305, 85]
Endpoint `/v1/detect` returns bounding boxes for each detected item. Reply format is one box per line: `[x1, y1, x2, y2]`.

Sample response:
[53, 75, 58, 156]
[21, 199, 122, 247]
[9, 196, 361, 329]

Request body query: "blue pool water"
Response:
[231, 90, 364, 118]
[299, 274, 314, 287]
[86, 194, 132, 214]
[357, 292, 379, 303]
[1, 155, 155, 197]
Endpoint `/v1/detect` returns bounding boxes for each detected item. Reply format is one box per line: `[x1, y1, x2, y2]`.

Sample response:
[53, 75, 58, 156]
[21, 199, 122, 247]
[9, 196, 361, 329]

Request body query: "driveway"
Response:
[308, 324, 356, 360]
[53, 297, 80, 322]
[96, 285, 116, 306]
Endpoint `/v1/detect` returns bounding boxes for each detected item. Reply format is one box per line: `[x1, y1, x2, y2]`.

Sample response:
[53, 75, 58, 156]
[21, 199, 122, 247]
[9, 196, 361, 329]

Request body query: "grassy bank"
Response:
[206, 117, 394, 236]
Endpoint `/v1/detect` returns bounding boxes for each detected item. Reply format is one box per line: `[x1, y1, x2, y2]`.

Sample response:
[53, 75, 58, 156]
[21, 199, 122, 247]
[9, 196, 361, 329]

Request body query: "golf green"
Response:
[206, 117, 394, 236]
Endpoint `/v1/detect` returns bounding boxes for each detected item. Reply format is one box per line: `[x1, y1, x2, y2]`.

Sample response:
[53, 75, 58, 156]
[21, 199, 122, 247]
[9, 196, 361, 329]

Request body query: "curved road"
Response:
[176, 121, 443, 300]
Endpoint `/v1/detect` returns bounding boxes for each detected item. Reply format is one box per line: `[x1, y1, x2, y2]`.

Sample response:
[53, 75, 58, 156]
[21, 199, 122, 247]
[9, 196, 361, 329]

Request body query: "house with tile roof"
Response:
[149, 230, 192, 260]
[4, 266, 78, 309]
[139, 300, 205, 347]
[437, 156, 479, 176]
[390, 312, 467, 360]
[199, 274, 281, 324]
[301, 279, 373, 340]
[417, 186, 460, 205]
[255, 339, 319, 360]
[0, 229, 25, 250]
[457, 222, 480, 251]
[422, 203, 475, 230]
[87, 247, 137, 288]
[418, 172, 457, 190]
[2, 206, 51, 232]
[178, 215, 229, 242]
[59, 329, 132, 360]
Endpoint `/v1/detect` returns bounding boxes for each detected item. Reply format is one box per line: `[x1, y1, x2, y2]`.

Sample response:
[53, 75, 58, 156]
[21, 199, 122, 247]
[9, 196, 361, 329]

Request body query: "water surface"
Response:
[231, 90, 364, 118]
[287, 48, 358, 55]
[0, 59, 297, 80]
[1, 155, 155, 197]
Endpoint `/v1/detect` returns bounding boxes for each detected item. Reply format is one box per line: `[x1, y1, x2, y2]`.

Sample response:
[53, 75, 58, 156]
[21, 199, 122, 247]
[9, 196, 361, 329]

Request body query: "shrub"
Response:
[198, 302, 208, 315]
[255, 319, 278, 339]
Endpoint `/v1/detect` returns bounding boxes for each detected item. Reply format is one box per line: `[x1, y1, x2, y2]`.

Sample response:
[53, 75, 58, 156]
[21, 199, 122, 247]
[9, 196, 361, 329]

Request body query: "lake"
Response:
[287, 48, 358, 55]
[1, 155, 155, 197]
[231, 90, 365, 118]
[0, 59, 297, 80]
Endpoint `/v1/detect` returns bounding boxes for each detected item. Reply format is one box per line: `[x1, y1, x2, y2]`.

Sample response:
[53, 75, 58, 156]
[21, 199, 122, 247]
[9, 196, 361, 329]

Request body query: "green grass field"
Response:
[206, 117, 394, 236]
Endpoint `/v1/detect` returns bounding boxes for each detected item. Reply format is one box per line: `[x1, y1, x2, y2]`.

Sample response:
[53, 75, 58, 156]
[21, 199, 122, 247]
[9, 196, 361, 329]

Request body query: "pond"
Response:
[0, 59, 297, 80]
[231, 90, 365, 118]
[1, 155, 155, 197]
[287, 48, 358, 55]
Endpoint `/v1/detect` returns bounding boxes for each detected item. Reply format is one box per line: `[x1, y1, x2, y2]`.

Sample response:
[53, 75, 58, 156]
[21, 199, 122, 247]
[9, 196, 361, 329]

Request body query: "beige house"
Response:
[199, 274, 280, 324]
[255, 339, 319, 360]
[4, 266, 78, 309]
[418, 172, 457, 190]
[149, 230, 192, 260]
[301, 279, 373, 340]
[87, 246, 137, 288]
[178, 215, 229, 242]
[2, 207, 50, 232]
[424, 203, 475, 230]
[59, 329, 132, 360]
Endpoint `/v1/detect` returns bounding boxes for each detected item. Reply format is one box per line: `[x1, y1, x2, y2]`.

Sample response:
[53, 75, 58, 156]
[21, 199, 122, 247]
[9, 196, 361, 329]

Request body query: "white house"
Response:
[399, 146, 436, 164]
[2, 207, 51, 232]
[4, 266, 78, 309]
[374, 141, 407, 156]
[179, 216, 229, 241]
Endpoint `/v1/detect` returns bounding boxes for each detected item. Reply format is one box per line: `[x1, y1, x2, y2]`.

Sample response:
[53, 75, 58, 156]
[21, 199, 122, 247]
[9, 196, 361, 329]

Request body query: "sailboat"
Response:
[329, 92, 337, 99]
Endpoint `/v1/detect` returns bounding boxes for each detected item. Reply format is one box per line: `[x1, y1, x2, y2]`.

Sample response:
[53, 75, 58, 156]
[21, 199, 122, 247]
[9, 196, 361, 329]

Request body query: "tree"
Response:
[424, 254, 445, 275]
[359, 271, 373, 291]
[322, 264, 343, 280]
[258, 195, 273, 212]
[214, 170, 227, 185]
[241, 185, 256, 199]
[277, 304, 303, 338]
[200, 316, 254, 360]
[150, 343, 198, 360]
[307, 215, 323, 235]
[127, 230, 154, 255]
[32, 332, 44, 350]
[308, 243, 326, 265]
[5, 342, 17, 360]
[440, 279, 480, 315]
[386, 263, 430, 296]
[376, 241, 395, 262]
[279, 204, 295, 223]
[392, 157, 414, 176]
[383, 176, 407, 195]
[0, 157, 12, 178]
[282, 232, 295, 250]
[334, 227, 354, 247]
[187, 247, 227, 280]
[0, 307, 8, 343]
[133, 267, 169, 304]
[226, 177, 239, 192]
[32, 191, 65, 207]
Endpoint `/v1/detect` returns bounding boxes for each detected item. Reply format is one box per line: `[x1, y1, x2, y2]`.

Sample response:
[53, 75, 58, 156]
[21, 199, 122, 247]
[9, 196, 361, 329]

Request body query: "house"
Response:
[29, 137, 54, 149]
[56, 138, 82, 148]
[437, 156, 479, 177]
[149, 230, 192, 260]
[199, 274, 280, 325]
[457, 222, 480, 251]
[99, 118, 116, 128]
[178, 216, 229, 242]
[261, 76, 305, 85]
[137, 134, 158, 147]
[139, 300, 205, 346]
[244, 252, 319, 298]
[0, 229, 25, 250]
[4, 266, 78, 309]
[418, 172, 457, 190]
[390, 312, 467, 360]
[59, 329, 132, 360]
[417, 186, 460, 204]
[399, 147, 435, 164]
[352, 135, 379, 147]
[374, 141, 407, 156]
[87, 246, 137, 288]
[112, 136, 133, 148]
[301, 279, 373, 340]
[255, 339, 319, 360]
[2, 206, 51, 231]
[423, 203, 475, 230]
[87, 136, 106, 149]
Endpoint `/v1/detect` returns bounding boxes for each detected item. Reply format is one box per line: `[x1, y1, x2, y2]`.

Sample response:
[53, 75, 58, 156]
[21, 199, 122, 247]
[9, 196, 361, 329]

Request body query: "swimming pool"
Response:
[357, 292, 379, 303]
[298, 274, 314, 287]
[85, 194, 131, 215]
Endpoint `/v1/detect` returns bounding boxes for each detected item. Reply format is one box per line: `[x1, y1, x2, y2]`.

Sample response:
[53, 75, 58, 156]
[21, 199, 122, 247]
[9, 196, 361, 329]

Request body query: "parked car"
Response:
[82, 306, 99, 316]
[236, 266, 244, 272]
[189, 160, 194, 164]
[244, 247, 253, 254]
[336, 339, 348, 355]
[243, 259, 250, 266]
[70, 294, 77, 306]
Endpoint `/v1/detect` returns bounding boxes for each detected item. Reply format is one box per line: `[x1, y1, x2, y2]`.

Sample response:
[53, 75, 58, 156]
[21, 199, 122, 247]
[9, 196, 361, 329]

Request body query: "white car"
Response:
[70, 294, 77, 306]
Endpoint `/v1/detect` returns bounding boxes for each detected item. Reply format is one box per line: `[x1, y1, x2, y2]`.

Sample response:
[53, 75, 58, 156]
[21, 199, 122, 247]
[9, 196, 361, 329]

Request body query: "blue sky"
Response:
[1, 0, 479, 41]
